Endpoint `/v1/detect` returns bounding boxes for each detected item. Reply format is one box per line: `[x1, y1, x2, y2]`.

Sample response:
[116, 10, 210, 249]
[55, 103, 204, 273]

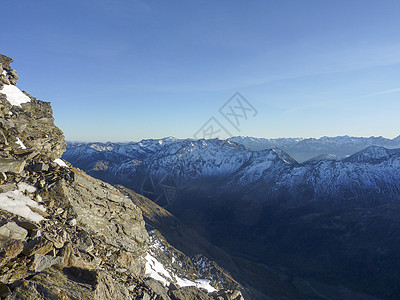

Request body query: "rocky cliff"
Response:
[0, 55, 244, 300]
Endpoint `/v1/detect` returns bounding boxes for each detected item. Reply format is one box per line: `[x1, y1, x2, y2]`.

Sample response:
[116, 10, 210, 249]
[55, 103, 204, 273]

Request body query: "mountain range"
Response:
[63, 136, 400, 299]
[229, 135, 400, 162]
[64, 137, 400, 205]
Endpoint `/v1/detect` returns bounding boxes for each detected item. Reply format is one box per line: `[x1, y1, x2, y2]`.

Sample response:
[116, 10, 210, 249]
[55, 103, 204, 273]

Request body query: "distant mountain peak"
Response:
[344, 146, 397, 163]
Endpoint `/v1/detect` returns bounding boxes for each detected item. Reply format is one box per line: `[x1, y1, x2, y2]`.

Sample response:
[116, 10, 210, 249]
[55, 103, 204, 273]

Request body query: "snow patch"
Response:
[144, 253, 172, 285]
[144, 251, 217, 293]
[1, 70, 6, 76]
[17, 182, 37, 194]
[0, 85, 31, 107]
[195, 279, 217, 293]
[16, 138, 26, 149]
[0, 183, 46, 223]
[174, 277, 216, 293]
[54, 158, 68, 168]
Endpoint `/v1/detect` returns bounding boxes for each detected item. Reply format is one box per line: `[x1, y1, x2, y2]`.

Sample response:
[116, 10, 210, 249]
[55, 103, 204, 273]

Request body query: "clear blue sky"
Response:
[2, 0, 400, 141]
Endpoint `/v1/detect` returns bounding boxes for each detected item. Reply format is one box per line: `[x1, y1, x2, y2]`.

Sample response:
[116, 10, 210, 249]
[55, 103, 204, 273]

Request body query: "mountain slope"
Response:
[0, 54, 245, 300]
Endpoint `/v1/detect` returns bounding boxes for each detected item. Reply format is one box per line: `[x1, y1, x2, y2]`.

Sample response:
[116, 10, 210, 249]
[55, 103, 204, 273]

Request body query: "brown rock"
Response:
[10, 267, 133, 300]
[0, 158, 26, 174]
[169, 286, 212, 300]
[22, 237, 53, 256]
[0, 239, 24, 267]
[0, 222, 28, 240]
[29, 254, 64, 272]
[0, 75, 10, 85]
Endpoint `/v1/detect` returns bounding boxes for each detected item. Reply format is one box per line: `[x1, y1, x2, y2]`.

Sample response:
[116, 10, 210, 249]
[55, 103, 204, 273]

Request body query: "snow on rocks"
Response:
[144, 231, 218, 293]
[0, 183, 46, 223]
[145, 253, 172, 286]
[144, 253, 216, 293]
[16, 137, 26, 149]
[54, 158, 68, 168]
[0, 84, 31, 107]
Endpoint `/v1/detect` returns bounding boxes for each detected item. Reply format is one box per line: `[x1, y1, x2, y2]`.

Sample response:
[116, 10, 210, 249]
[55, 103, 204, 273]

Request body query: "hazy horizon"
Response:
[66, 133, 400, 144]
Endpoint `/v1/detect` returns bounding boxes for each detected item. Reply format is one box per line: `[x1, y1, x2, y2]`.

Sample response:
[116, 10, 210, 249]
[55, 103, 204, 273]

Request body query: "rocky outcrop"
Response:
[0, 55, 246, 299]
[0, 55, 18, 86]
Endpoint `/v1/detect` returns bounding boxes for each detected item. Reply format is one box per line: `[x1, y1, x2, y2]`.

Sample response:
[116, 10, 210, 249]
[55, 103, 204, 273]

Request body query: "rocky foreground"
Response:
[0, 54, 245, 300]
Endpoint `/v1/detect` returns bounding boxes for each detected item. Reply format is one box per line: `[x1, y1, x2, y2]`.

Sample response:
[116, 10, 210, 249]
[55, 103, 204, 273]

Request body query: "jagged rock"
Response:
[169, 286, 212, 300]
[144, 278, 171, 300]
[45, 170, 149, 256]
[14, 220, 39, 233]
[0, 159, 25, 174]
[117, 250, 145, 275]
[211, 290, 245, 300]
[22, 237, 53, 256]
[29, 254, 64, 272]
[0, 98, 65, 162]
[8, 70, 18, 86]
[0, 239, 24, 267]
[0, 55, 13, 70]
[75, 230, 94, 252]
[0, 222, 28, 240]
[32, 163, 49, 172]
[9, 267, 133, 300]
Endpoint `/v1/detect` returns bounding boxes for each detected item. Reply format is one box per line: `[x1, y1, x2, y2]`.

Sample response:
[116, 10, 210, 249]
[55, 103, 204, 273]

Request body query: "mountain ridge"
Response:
[64, 135, 400, 299]
[0, 55, 247, 299]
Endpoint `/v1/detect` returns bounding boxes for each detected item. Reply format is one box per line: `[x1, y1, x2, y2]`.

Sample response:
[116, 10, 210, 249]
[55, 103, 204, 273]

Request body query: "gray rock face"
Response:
[0, 55, 17, 86]
[46, 169, 149, 256]
[9, 267, 133, 300]
[0, 159, 26, 174]
[0, 222, 28, 240]
[0, 55, 13, 71]
[30, 254, 64, 272]
[0, 96, 66, 162]
[0, 56, 65, 164]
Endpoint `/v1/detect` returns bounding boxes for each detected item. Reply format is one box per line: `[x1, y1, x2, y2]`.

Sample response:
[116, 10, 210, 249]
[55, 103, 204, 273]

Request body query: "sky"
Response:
[2, 0, 400, 141]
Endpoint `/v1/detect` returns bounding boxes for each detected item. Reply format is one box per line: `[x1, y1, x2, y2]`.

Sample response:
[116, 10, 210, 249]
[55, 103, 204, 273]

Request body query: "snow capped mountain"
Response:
[344, 146, 400, 163]
[63, 136, 400, 299]
[230, 135, 400, 162]
[64, 139, 300, 186]
[64, 136, 400, 207]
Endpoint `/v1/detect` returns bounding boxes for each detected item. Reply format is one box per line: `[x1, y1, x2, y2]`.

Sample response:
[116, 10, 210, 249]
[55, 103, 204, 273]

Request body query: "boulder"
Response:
[22, 237, 54, 256]
[0, 222, 28, 240]
[0, 239, 24, 267]
[0, 55, 13, 70]
[144, 278, 171, 300]
[0, 159, 25, 174]
[30, 254, 64, 272]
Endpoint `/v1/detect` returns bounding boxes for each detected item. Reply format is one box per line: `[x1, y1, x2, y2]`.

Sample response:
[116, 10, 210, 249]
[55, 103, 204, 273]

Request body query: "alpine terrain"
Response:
[64, 136, 400, 299]
[0, 54, 249, 300]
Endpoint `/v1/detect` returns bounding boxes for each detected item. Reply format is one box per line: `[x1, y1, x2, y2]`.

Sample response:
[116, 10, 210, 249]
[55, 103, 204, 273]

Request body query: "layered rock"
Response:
[0, 55, 18, 86]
